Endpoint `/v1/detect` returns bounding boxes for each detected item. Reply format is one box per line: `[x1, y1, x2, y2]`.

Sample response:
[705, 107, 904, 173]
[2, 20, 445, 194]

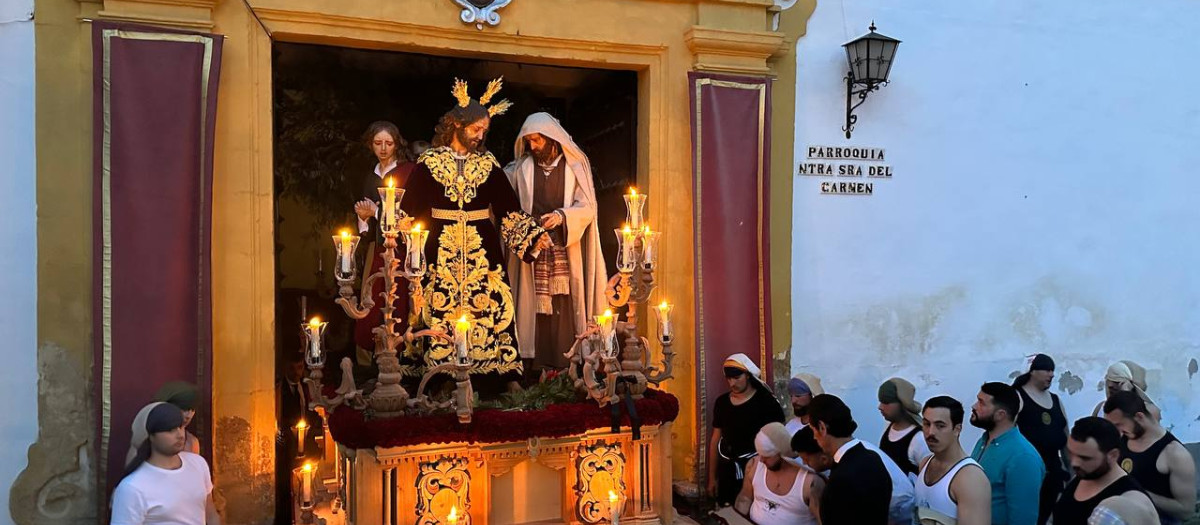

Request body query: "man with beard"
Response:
[877, 377, 931, 478]
[707, 353, 786, 505]
[1051, 417, 1152, 525]
[785, 373, 823, 436]
[970, 382, 1044, 525]
[1102, 390, 1196, 524]
[734, 422, 821, 525]
[505, 113, 607, 376]
[1012, 354, 1070, 525]
[914, 396, 991, 525]
[111, 402, 221, 524]
[400, 78, 551, 395]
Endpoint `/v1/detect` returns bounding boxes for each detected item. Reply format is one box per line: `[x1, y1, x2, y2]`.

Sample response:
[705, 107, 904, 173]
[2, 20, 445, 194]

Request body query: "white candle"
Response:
[383, 178, 396, 231]
[408, 223, 423, 262]
[596, 309, 615, 356]
[338, 230, 352, 274]
[641, 226, 654, 265]
[295, 419, 308, 456]
[307, 318, 322, 361]
[657, 301, 673, 339]
[301, 463, 314, 505]
[621, 226, 635, 271]
[454, 316, 471, 362]
[624, 188, 646, 230]
[608, 490, 620, 525]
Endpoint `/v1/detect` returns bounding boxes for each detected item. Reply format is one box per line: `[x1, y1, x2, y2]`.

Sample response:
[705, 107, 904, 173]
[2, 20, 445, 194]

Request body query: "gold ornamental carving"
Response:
[415, 456, 472, 525]
[574, 442, 626, 524]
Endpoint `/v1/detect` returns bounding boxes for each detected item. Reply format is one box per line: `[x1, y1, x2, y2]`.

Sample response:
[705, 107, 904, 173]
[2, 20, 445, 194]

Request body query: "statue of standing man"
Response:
[506, 112, 609, 376]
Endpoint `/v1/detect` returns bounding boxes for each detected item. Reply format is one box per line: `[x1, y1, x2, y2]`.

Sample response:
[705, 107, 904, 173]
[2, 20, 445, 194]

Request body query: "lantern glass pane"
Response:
[849, 40, 870, 81]
[878, 41, 898, 81]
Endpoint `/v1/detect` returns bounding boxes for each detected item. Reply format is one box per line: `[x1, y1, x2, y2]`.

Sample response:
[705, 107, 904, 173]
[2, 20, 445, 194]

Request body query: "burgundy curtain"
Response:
[92, 21, 222, 499]
[689, 72, 772, 480]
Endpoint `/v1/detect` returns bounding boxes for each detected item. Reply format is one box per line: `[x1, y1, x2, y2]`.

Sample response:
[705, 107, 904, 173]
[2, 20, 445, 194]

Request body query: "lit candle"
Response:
[454, 315, 471, 363]
[624, 187, 646, 230]
[620, 225, 636, 272]
[408, 223, 423, 262]
[383, 178, 397, 232]
[608, 490, 620, 525]
[295, 419, 308, 457]
[338, 230, 352, 274]
[656, 301, 673, 339]
[306, 317, 322, 362]
[641, 226, 655, 266]
[447, 505, 459, 525]
[595, 309, 616, 356]
[300, 462, 315, 506]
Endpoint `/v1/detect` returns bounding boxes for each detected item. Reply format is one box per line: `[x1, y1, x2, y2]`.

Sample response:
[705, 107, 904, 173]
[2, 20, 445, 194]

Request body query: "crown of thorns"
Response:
[452, 77, 513, 117]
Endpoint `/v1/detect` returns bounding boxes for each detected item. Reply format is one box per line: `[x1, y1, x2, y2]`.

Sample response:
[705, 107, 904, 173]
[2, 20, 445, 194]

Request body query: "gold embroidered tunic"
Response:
[402, 147, 545, 380]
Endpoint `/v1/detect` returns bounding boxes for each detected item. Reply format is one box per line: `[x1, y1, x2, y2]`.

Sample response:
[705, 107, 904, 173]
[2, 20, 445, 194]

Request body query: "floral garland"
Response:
[326, 389, 680, 449]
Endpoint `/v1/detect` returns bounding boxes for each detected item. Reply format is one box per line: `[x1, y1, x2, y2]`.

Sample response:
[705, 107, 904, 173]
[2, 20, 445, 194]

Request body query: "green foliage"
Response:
[273, 85, 362, 231]
[479, 372, 582, 411]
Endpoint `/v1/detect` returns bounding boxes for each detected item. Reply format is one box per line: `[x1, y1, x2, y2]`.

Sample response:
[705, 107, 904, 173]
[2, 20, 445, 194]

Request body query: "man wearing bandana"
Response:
[1012, 353, 1069, 525]
[785, 373, 823, 436]
[877, 377, 932, 478]
[707, 353, 785, 505]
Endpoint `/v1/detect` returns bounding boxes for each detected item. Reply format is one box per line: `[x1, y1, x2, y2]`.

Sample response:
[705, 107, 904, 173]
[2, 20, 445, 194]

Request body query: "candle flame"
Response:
[309, 317, 321, 327]
[387, 178, 395, 188]
[629, 187, 637, 196]
[412, 222, 423, 232]
[340, 229, 350, 239]
[622, 225, 632, 234]
[659, 301, 670, 310]
[608, 490, 618, 502]
[296, 419, 308, 430]
[603, 309, 613, 318]
[447, 506, 458, 521]
[643, 225, 652, 235]
[302, 462, 314, 473]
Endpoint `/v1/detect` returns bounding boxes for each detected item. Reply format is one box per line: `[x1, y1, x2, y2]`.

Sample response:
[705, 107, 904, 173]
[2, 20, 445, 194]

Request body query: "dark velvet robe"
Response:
[354, 161, 415, 354]
[401, 147, 545, 385]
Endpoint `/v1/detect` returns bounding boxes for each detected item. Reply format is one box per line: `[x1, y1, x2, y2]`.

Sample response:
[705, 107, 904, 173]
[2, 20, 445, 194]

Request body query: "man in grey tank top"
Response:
[914, 396, 991, 525]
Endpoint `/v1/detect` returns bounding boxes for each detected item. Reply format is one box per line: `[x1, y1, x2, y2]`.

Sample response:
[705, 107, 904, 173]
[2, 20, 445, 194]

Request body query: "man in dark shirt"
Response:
[1102, 390, 1196, 524]
[809, 393, 892, 524]
[707, 353, 785, 505]
[1051, 417, 1152, 525]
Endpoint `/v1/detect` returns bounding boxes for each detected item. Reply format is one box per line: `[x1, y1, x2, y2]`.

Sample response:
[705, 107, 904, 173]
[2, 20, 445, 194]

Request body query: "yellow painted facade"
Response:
[21, 0, 811, 521]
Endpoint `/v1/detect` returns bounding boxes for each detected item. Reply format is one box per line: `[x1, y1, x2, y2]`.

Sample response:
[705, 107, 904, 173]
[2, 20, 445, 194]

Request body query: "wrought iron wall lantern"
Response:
[842, 23, 900, 138]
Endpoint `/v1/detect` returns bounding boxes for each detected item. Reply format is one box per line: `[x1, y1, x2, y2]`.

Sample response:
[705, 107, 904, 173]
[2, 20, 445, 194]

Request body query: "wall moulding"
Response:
[685, 25, 786, 75]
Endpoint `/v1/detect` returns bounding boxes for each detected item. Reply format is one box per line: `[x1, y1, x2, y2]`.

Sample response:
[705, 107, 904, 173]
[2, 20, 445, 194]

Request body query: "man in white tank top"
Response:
[734, 422, 821, 525]
[914, 396, 991, 525]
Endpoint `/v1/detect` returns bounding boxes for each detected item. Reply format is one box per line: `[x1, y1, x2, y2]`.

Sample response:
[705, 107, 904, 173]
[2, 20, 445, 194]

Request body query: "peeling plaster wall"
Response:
[792, 0, 1200, 447]
[0, 0, 39, 521]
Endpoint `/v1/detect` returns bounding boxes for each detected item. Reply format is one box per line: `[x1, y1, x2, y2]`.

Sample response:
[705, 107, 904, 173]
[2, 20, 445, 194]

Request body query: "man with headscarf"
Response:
[112, 402, 221, 524]
[1093, 360, 1161, 421]
[785, 373, 823, 436]
[505, 112, 608, 375]
[734, 422, 821, 525]
[707, 353, 786, 505]
[877, 377, 931, 479]
[154, 381, 201, 455]
[1012, 354, 1069, 525]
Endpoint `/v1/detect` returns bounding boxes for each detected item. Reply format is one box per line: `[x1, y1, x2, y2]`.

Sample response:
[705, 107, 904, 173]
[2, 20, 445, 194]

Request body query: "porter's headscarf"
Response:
[1013, 353, 1056, 388]
[124, 402, 185, 467]
[1105, 361, 1156, 407]
[154, 381, 199, 413]
[878, 377, 922, 425]
[754, 422, 797, 458]
[788, 373, 824, 397]
[724, 353, 770, 392]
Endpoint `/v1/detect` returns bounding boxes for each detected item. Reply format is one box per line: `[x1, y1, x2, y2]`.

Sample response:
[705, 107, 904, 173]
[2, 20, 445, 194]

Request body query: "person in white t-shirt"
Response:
[111, 402, 221, 525]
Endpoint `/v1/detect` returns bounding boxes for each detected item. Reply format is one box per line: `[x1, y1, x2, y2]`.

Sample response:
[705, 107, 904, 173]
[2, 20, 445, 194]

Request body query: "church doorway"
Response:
[269, 41, 638, 521]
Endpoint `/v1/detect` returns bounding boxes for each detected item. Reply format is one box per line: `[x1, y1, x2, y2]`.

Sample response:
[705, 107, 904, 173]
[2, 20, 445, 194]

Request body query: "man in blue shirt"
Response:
[970, 382, 1045, 525]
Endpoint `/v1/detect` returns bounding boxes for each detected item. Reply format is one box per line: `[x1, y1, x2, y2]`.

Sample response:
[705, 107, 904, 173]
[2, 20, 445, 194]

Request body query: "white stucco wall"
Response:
[792, 0, 1200, 447]
[0, 0, 38, 522]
